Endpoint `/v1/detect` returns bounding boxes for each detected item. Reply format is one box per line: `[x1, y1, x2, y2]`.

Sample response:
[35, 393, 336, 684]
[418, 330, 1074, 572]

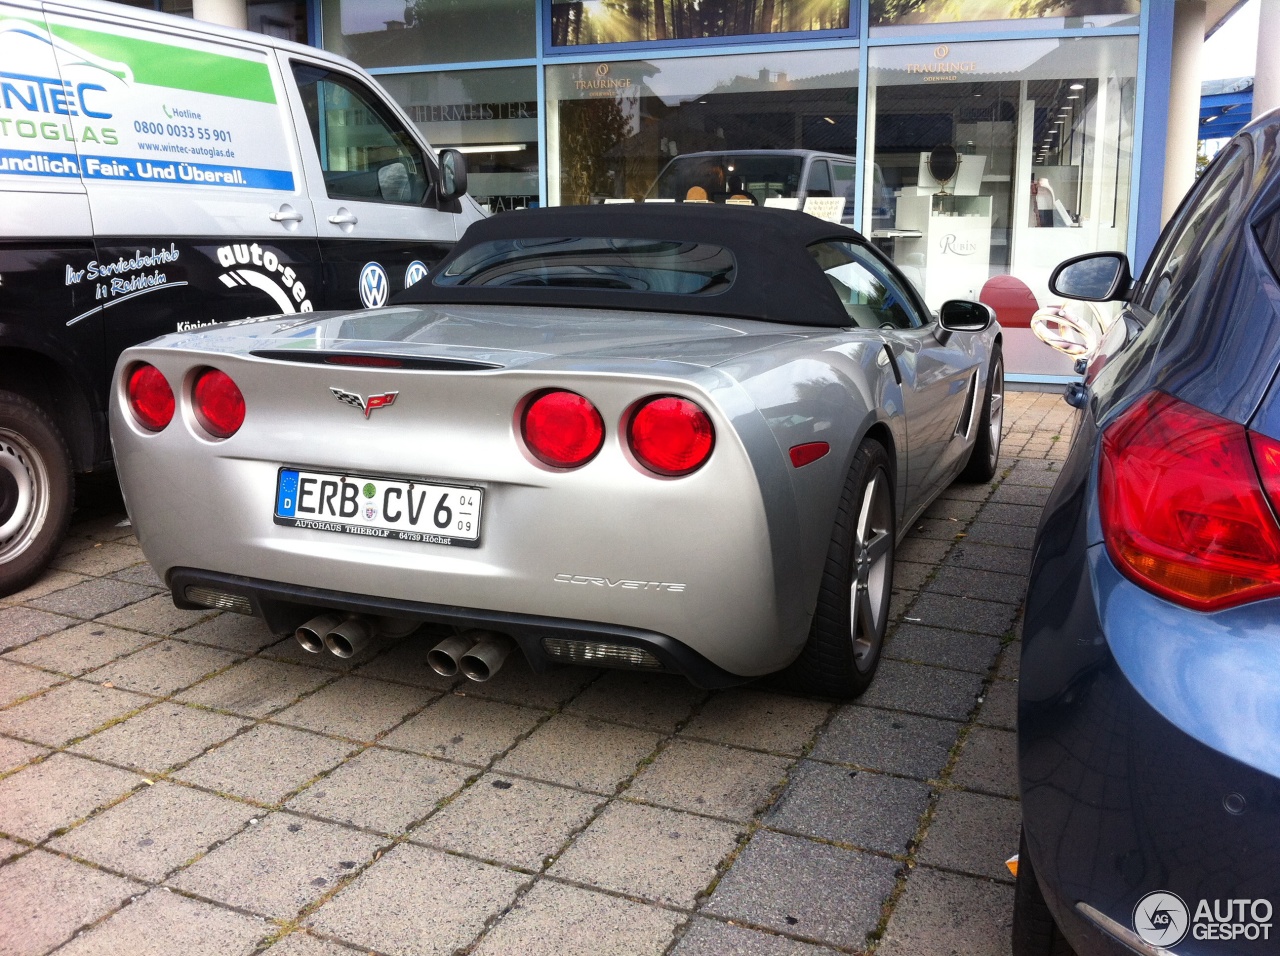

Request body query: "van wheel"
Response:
[780, 439, 894, 699]
[0, 392, 74, 597]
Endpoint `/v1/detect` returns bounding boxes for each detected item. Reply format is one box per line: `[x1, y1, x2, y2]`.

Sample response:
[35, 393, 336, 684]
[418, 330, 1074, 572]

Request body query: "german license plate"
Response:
[274, 468, 482, 547]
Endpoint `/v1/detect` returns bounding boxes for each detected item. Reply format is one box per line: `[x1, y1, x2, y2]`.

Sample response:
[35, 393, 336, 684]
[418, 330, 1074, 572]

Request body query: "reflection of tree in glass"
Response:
[560, 97, 631, 205]
[551, 0, 848, 45]
[870, 0, 1138, 26]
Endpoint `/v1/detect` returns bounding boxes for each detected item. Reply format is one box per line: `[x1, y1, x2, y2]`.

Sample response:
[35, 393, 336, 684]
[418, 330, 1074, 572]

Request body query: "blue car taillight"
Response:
[1099, 391, 1280, 611]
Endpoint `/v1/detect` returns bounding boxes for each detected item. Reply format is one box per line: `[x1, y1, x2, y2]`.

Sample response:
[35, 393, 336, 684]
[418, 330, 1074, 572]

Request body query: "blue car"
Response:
[1015, 112, 1280, 954]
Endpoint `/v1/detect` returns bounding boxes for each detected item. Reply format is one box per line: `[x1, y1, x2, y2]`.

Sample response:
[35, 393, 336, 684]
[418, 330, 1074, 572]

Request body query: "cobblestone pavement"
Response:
[0, 388, 1077, 956]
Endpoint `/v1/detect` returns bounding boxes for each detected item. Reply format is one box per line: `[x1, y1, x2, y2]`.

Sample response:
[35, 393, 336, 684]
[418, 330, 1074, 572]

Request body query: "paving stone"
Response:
[980, 502, 1047, 527]
[307, 842, 525, 956]
[74, 514, 136, 542]
[567, 670, 706, 732]
[917, 790, 1021, 883]
[990, 483, 1053, 507]
[353, 635, 458, 690]
[960, 521, 1037, 550]
[877, 867, 1014, 956]
[978, 678, 1018, 730]
[474, 881, 681, 956]
[109, 563, 165, 588]
[413, 772, 600, 869]
[272, 675, 431, 740]
[176, 613, 284, 653]
[939, 482, 995, 502]
[672, 918, 841, 955]
[0, 659, 64, 706]
[4, 622, 154, 675]
[0, 606, 79, 650]
[0, 680, 149, 746]
[50, 781, 256, 881]
[922, 498, 983, 523]
[703, 830, 899, 950]
[952, 726, 1019, 798]
[627, 740, 790, 821]
[87, 640, 241, 696]
[765, 761, 928, 854]
[49, 540, 145, 576]
[497, 713, 660, 794]
[170, 812, 384, 920]
[177, 658, 335, 717]
[680, 689, 830, 755]
[886, 623, 1002, 674]
[996, 644, 1021, 681]
[0, 735, 47, 773]
[0, 752, 144, 841]
[260, 933, 357, 956]
[0, 836, 25, 861]
[0, 849, 141, 956]
[28, 577, 158, 620]
[97, 594, 217, 636]
[54, 887, 271, 956]
[945, 542, 1032, 577]
[809, 706, 962, 780]
[905, 593, 1019, 637]
[0, 569, 87, 605]
[551, 802, 741, 906]
[926, 565, 1027, 606]
[261, 933, 357, 956]
[896, 536, 955, 566]
[908, 517, 968, 542]
[380, 693, 543, 765]
[892, 560, 936, 593]
[856, 660, 984, 721]
[176, 723, 356, 805]
[465, 655, 601, 709]
[287, 747, 471, 834]
[70, 701, 250, 773]
[1002, 463, 1061, 487]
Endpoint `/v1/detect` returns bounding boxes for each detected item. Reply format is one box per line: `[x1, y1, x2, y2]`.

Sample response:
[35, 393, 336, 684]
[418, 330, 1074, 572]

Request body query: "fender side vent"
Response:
[954, 369, 979, 438]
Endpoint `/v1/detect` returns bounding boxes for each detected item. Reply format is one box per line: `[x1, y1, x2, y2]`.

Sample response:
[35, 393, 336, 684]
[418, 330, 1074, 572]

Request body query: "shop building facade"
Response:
[124, 0, 1242, 380]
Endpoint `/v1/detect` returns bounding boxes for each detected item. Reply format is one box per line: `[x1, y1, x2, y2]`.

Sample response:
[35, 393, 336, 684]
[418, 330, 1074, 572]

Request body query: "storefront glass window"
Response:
[868, 36, 1136, 375]
[869, 0, 1139, 37]
[545, 50, 859, 214]
[378, 68, 539, 213]
[320, 0, 536, 67]
[549, 0, 852, 46]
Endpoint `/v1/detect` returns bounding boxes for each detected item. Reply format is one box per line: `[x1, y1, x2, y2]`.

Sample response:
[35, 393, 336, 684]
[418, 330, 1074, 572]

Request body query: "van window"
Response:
[291, 63, 431, 205]
[805, 160, 833, 198]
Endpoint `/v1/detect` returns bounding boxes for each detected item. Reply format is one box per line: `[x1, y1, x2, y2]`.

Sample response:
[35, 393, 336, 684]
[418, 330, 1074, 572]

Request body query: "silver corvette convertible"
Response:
[110, 205, 1002, 698]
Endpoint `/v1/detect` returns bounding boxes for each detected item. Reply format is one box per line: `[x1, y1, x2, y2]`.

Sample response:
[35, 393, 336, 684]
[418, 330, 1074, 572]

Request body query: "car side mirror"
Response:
[437, 148, 468, 204]
[1049, 252, 1132, 302]
[939, 299, 995, 332]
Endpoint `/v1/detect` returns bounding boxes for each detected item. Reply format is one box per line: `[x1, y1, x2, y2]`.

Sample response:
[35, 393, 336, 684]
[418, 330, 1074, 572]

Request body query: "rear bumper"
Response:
[169, 567, 748, 689]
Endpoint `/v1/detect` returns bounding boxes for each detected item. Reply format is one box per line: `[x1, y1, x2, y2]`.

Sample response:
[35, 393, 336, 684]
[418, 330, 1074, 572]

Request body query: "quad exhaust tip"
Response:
[294, 613, 417, 658]
[295, 613, 343, 654]
[428, 629, 516, 681]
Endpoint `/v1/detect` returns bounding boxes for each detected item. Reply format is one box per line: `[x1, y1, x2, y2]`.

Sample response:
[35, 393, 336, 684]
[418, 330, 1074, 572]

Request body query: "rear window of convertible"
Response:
[435, 237, 736, 295]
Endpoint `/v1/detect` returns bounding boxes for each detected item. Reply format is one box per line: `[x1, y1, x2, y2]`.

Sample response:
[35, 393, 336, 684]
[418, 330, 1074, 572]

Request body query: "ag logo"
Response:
[359, 262, 389, 308]
[1133, 891, 1189, 947]
[330, 387, 398, 418]
[405, 260, 429, 288]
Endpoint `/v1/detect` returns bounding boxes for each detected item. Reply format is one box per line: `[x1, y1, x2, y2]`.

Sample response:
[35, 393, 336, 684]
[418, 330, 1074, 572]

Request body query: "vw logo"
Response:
[405, 260, 429, 288]
[359, 262, 389, 308]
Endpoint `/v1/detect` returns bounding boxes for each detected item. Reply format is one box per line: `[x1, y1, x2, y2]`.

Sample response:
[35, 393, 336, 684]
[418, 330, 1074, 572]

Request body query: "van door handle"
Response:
[327, 211, 358, 225]
[269, 205, 304, 223]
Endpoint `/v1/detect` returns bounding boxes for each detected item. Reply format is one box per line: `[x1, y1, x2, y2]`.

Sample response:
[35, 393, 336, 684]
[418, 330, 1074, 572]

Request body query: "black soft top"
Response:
[393, 204, 867, 328]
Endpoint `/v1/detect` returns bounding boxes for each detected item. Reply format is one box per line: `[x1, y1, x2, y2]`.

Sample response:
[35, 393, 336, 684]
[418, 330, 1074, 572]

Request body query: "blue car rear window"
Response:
[435, 237, 735, 295]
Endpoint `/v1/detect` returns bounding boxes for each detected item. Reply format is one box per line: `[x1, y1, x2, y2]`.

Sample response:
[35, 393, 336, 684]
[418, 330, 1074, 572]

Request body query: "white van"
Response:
[0, 0, 485, 594]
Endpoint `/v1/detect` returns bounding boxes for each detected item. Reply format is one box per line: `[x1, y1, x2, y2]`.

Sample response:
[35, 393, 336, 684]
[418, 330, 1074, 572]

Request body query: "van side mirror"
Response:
[437, 148, 468, 204]
[1049, 252, 1132, 302]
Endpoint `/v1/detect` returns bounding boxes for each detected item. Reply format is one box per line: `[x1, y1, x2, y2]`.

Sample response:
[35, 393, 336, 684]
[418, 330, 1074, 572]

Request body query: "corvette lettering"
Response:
[554, 573, 685, 593]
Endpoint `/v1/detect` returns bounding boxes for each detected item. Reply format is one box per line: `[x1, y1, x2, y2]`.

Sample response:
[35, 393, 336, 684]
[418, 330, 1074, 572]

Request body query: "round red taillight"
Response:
[628, 396, 714, 477]
[192, 368, 245, 439]
[521, 390, 604, 468]
[127, 363, 174, 431]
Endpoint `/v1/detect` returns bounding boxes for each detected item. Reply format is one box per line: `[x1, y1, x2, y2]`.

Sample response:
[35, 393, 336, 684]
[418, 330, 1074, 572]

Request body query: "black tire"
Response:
[959, 345, 1004, 483]
[781, 439, 895, 699]
[1012, 829, 1077, 956]
[0, 391, 74, 597]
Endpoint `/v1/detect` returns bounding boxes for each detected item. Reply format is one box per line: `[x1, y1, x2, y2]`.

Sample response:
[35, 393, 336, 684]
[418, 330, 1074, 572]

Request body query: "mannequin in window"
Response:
[1036, 177, 1056, 227]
